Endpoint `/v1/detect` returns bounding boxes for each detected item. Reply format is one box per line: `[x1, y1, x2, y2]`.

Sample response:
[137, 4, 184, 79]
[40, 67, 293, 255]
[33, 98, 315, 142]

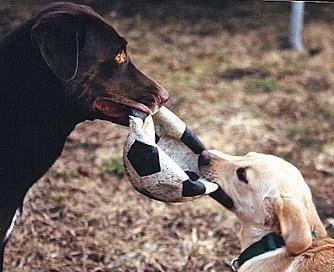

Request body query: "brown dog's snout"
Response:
[198, 150, 212, 167]
[156, 85, 169, 105]
[127, 61, 169, 107]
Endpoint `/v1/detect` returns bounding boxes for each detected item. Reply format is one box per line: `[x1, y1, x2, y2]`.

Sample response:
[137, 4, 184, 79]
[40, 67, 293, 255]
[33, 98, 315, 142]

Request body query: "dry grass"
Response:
[1, 1, 334, 271]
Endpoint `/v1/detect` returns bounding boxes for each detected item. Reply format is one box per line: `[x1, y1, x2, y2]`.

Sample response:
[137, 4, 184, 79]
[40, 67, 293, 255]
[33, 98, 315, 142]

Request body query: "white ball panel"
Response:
[153, 106, 186, 139]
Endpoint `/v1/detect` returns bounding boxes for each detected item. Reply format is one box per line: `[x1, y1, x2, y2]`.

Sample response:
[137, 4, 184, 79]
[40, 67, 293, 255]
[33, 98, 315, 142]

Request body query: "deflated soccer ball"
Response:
[123, 106, 218, 202]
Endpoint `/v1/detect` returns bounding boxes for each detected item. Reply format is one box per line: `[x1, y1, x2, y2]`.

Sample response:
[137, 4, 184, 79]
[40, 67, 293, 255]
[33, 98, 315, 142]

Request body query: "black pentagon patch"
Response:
[127, 140, 161, 176]
[181, 127, 205, 154]
[182, 179, 205, 197]
[185, 171, 200, 181]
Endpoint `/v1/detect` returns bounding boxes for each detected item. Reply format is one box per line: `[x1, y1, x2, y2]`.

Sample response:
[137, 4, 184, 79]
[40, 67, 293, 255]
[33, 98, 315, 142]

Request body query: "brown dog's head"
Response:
[199, 150, 327, 254]
[31, 2, 168, 125]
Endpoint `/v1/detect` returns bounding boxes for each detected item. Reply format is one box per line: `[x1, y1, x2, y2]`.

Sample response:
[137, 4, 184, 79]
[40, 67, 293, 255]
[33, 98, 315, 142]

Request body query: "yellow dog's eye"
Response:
[114, 50, 127, 64]
[236, 167, 248, 184]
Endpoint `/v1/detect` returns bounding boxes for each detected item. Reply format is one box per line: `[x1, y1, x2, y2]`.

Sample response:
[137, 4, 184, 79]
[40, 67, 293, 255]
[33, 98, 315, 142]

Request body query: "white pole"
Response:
[290, 1, 305, 52]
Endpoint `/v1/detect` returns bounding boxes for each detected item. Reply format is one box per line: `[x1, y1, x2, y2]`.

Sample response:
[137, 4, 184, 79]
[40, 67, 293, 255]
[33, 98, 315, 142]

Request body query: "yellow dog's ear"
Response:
[276, 197, 312, 254]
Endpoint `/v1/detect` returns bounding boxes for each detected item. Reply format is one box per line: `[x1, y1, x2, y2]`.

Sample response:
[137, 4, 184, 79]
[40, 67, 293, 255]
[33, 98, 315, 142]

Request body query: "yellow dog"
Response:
[199, 151, 334, 272]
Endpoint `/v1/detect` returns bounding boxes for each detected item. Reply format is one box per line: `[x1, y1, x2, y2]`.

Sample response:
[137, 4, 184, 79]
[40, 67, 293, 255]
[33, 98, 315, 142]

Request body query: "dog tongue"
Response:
[93, 98, 127, 118]
[93, 97, 151, 120]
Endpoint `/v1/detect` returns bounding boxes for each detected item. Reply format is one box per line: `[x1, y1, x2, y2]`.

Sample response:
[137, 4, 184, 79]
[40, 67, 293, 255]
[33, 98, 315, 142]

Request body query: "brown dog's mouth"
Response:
[92, 96, 152, 126]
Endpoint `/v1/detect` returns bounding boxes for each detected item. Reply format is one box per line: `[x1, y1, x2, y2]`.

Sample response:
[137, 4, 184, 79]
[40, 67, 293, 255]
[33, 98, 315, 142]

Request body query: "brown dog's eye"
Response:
[114, 50, 127, 64]
[236, 167, 248, 184]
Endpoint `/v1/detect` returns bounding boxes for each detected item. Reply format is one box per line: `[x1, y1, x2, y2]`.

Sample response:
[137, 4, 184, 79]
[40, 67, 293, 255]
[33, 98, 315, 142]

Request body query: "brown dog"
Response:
[0, 2, 168, 270]
[199, 150, 334, 272]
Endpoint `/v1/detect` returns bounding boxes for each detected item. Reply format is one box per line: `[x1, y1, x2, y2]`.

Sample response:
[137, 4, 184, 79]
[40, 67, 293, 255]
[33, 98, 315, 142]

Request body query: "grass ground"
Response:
[1, 1, 333, 271]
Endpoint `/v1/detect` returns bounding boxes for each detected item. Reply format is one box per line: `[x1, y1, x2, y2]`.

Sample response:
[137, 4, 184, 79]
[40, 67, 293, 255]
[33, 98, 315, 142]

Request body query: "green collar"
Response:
[232, 231, 317, 270]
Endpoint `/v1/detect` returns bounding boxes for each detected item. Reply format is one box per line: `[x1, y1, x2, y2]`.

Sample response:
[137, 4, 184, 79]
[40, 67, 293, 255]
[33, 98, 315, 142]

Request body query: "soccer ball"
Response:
[123, 106, 218, 202]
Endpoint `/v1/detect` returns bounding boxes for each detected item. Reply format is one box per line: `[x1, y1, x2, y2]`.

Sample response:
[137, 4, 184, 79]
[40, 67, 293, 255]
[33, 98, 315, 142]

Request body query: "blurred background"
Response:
[1, 1, 333, 271]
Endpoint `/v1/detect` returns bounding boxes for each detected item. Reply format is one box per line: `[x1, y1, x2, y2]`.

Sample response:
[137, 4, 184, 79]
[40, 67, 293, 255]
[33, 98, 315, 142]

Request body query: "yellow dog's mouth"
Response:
[198, 150, 235, 209]
[208, 186, 235, 210]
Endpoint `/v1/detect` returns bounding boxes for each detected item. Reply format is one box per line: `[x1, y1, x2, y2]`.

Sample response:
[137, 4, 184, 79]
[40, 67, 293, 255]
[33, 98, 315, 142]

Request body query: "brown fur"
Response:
[0, 2, 169, 271]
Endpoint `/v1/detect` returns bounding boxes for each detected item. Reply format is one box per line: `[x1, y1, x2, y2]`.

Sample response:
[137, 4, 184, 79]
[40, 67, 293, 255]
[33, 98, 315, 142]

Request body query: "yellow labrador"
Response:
[198, 150, 334, 272]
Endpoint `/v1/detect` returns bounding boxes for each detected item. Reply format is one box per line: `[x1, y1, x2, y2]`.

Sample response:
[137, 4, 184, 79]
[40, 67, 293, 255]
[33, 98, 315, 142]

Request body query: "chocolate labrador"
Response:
[0, 2, 169, 270]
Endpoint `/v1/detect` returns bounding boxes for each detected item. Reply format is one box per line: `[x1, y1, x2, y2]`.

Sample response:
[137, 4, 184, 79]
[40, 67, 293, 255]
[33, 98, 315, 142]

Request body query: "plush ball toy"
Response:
[123, 106, 218, 202]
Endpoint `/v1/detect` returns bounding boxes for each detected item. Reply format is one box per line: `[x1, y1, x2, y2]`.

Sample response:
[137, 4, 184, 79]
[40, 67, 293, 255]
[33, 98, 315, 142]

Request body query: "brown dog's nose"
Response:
[198, 150, 212, 166]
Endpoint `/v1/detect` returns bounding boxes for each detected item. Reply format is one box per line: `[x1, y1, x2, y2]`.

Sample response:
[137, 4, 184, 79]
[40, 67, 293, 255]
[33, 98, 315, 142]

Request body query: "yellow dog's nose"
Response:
[198, 150, 212, 167]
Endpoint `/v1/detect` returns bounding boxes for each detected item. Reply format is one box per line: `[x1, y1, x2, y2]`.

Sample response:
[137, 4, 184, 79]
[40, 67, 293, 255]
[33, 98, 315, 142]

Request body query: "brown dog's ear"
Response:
[31, 13, 83, 81]
[276, 197, 312, 254]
